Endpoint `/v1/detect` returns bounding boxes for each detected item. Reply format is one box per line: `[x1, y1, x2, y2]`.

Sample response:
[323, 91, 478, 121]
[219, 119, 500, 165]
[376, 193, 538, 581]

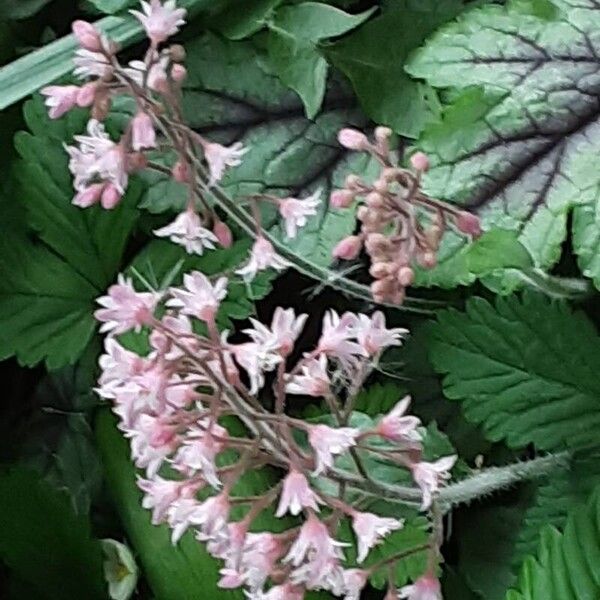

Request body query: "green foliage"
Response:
[429, 292, 600, 450]
[0, 467, 106, 599]
[328, 0, 464, 138]
[465, 230, 534, 276]
[354, 381, 408, 415]
[507, 485, 600, 600]
[406, 0, 600, 290]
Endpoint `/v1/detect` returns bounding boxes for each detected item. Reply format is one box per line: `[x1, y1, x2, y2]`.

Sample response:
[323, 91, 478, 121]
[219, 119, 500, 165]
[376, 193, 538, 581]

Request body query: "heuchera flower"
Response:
[285, 354, 331, 397]
[317, 310, 365, 371]
[398, 574, 443, 600]
[154, 208, 219, 255]
[411, 455, 457, 510]
[276, 469, 323, 517]
[254, 583, 305, 600]
[352, 511, 404, 563]
[138, 475, 186, 524]
[308, 424, 359, 475]
[41, 85, 80, 119]
[342, 569, 369, 600]
[72, 20, 103, 52]
[125, 56, 170, 93]
[376, 396, 422, 444]
[131, 0, 187, 45]
[236, 237, 290, 282]
[243, 307, 307, 357]
[73, 48, 112, 79]
[228, 339, 282, 394]
[278, 189, 321, 239]
[166, 271, 227, 322]
[355, 311, 407, 356]
[201, 140, 247, 186]
[131, 111, 157, 150]
[95, 275, 158, 334]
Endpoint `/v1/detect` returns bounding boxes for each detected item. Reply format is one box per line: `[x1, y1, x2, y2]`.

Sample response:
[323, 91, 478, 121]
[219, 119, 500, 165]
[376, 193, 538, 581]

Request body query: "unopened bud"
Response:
[382, 167, 399, 182]
[330, 189, 356, 209]
[338, 128, 370, 151]
[172, 160, 190, 183]
[344, 174, 362, 190]
[72, 20, 103, 52]
[365, 233, 391, 254]
[410, 151, 430, 172]
[369, 262, 391, 279]
[424, 225, 443, 250]
[397, 266, 415, 286]
[213, 221, 233, 248]
[170, 44, 186, 63]
[371, 279, 393, 296]
[366, 192, 385, 210]
[391, 288, 406, 305]
[100, 184, 123, 209]
[76, 82, 97, 107]
[455, 210, 482, 237]
[417, 251, 437, 269]
[332, 235, 363, 260]
[374, 179, 388, 194]
[171, 64, 187, 83]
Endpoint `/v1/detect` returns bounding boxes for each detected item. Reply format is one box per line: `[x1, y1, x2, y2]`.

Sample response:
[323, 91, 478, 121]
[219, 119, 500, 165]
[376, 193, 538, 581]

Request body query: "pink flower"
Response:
[131, 0, 187, 45]
[228, 339, 282, 394]
[330, 189, 356, 209]
[40, 85, 79, 119]
[138, 475, 190, 524]
[73, 183, 105, 208]
[131, 111, 157, 150]
[129, 413, 180, 477]
[411, 455, 457, 510]
[376, 396, 422, 444]
[213, 220, 233, 248]
[276, 469, 323, 517]
[455, 210, 482, 237]
[398, 574, 442, 600]
[98, 338, 145, 395]
[166, 271, 228, 321]
[72, 20, 103, 52]
[201, 140, 247, 185]
[240, 533, 286, 591]
[409, 151, 430, 173]
[168, 493, 229, 544]
[317, 310, 365, 371]
[154, 208, 218, 255]
[352, 512, 404, 563]
[333, 235, 363, 260]
[244, 307, 307, 357]
[76, 81, 98, 107]
[308, 424, 359, 475]
[338, 128, 370, 151]
[125, 56, 170, 93]
[95, 275, 158, 334]
[257, 584, 305, 600]
[342, 569, 369, 600]
[235, 237, 290, 282]
[278, 190, 321, 239]
[73, 48, 111, 79]
[101, 183, 123, 209]
[355, 311, 407, 356]
[285, 354, 331, 397]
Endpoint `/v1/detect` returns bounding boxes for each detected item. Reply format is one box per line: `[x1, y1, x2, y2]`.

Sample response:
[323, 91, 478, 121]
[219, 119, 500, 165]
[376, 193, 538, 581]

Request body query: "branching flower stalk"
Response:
[41, 3, 567, 599]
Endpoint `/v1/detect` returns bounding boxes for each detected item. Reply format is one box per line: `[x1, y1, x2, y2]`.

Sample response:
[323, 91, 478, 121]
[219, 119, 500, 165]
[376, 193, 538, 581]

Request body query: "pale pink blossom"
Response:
[254, 584, 305, 600]
[72, 20, 103, 52]
[125, 56, 170, 93]
[308, 424, 359, 475]
[338, 128, 370, 151]
[236, 237, 290, 282]
[166, 271, 228, 321]
[40, 85, 79, 119]
[398, 574, 442, 600]
[130, 0, 187, 45]
[101, 183, 123, 209]
[285, 354, 331, 397]
[244, 307, 307, 357]
[342, 569, 369, 600]
[73, 48, 112, 79]
[73, 183, 105, 208]
[76, 81, 98, 107]
[150, 314, 197, 360]
[129, 413, 180, 477]
[213, 220, 233, 247]
[317, 310, 365, 370]
[276, 469, 323, 517]
[279, 190, 321, 239]
[97, 338, 146, 396]
[228, 339, 282, 394]
[333, 235, 363, 260]
[201, 140, 247, 185]
[409, 152, 430, 173]
[352, 512, 404, 563]
[218, 568, 244, 589]
[376, 396, 422, 444]
[138, 475, 191, 524]
[95, 275, 158, 334]
[290, 554, 345, 593]
[411, 455, 457, 510]
[240, 533, 286, 591]
[154, 209, 218, 255]
[168, 493, 230, 544]
[330, 189, 356, 209]
[355, 311, 407, 356]
[131, 111, 157, 150]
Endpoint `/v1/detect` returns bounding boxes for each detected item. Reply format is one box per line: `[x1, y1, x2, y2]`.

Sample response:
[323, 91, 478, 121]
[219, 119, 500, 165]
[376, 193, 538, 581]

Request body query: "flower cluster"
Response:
[331, 128, 482, 305]
[95, 271, 455, 599]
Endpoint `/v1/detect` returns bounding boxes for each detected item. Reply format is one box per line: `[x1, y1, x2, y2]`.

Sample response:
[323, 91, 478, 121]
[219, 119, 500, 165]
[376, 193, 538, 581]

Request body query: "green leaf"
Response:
[354, 381, 408, 416]
[95, 409, 241, 600]
[0, 0, 53, 19]
[507, 485, 600, 600]
[328, 1, 465, 138]
[406, 0, 600, 288]
[0, 467, 106, 599]
[0, 0, 210, 111]
[572, 202, 600, 290]
[88, 0, 135, 13]
[429, 292, 600, 450]
[210, 0, 284, 39]
[0, 98, 139, 369]
[155, 33, 379, 268]
[466, 229, 534, 276]
[266, 2, 375, 117]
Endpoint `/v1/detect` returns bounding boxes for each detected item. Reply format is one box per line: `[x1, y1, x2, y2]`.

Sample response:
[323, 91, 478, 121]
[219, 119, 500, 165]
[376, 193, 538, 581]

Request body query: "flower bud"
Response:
[100, 184, 123, 209]
[344, 174, 362, 190]
[170, 44, 186, 63]
[397, 266, 415, 286]
[366, 192, 385, 209]
[369, 262, 391, 279]
[330, 189, 356, 209]
[172, 160, 190, 183]
[410, 151, 430, 172]
[72, 20, 103, 52]
[424, 225, 443, 250]
[171, 64, 187, 84]
[365, 233, 390, 254]
[131, 111, 157, 151]
[332, 235, 362, 260]
[375, 126, 392, 141]
[371, 278, 393, 296]
[338, 128, 370, 151]
[374, 179, 388, 194]
[455, 210, 482, 237]
[213, 220, 233, 248]
[76, 82, 97, 107]
[417, 251, 437, 269]
[72, 183, 104, 208]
